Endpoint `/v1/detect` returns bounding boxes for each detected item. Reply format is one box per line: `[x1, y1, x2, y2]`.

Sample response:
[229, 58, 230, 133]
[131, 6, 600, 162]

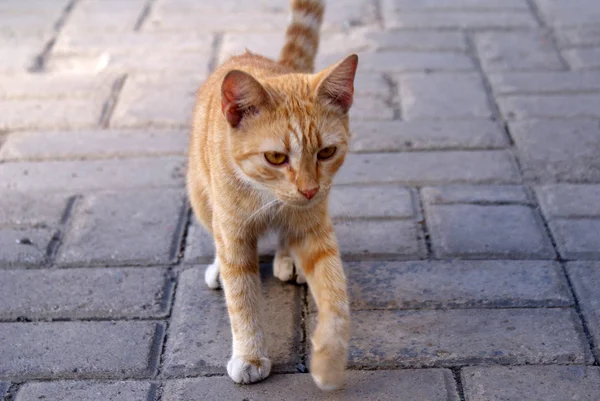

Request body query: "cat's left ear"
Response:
[221, 70, 272, 128]
[314, 54, 358, 114]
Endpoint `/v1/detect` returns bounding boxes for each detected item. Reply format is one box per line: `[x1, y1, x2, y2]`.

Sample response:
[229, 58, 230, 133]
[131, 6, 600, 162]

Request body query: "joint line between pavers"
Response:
[381, 73, 402, 120]
[155, 269, 180, 379]
[99, 74, 128, 129]
[134, 0, 158, 32]
[169, 198, 192, 263]
[208, 33, 224, 74]
[451, 367, 466, 401]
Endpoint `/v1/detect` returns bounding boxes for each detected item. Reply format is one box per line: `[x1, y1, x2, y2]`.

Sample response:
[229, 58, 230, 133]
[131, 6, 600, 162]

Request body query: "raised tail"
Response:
[279, 0, 325, 73]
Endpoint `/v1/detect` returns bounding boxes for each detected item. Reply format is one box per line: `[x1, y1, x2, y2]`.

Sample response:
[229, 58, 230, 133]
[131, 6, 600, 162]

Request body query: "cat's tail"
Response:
[279, 0, 325, 73]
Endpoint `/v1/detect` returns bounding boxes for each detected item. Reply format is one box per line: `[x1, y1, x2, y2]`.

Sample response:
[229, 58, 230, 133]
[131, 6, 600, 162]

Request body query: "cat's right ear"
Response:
[221, 70, 272, 128]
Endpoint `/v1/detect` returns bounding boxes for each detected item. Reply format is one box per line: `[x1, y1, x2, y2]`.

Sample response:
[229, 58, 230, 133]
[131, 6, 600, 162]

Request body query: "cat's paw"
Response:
[273, 254, 295, 282]
[310, 347, 346, 391]
[204, 261, 220, 289]
[227, 355, 271, 384]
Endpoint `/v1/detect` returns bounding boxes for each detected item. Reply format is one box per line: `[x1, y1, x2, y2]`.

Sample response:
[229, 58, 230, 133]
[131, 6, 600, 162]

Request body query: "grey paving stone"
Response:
[473, 31, 564, 72]
[0, 38, 44, 73]
[183, 220, 214, 263]
[164, 370, 459, 401]
[535, 0, 600, 27]
[555, 26, 600, 48]
[563, 47, 600, 70]
[0, 382, 8, 398]
[351, 96, 394, 120]
[16, 381, 156, 401]
[329, 186, 416, 220]
[331, 308, 592, 368]
[0, 73, 116, 100]
[509, 120, 600, 182]
[335, 151, 520, 185]
[426, 204, 554, 259]
[0, 267, 172, 320]
[0, 321, 163, 380]
[57, 189, 185, 267]
[62, 0, 147, 34]
[0, 157, 185, 192]
[382, 0, 529, 11]
[568, 262, 600, 358]
[462, 365, 600, 401]
[549, 219, 600, 260]
[399, 73, 492, 120]
[350, 120, 508, 152]
[422, 185, 531, 205]
[488, 71, 600, 95]
[335, 260, 571, 310]
[0, 129, 188, 161]
[498, 93, 600, 119]
[163, 265, 300, 376]
[536, 184, 600, 218]
[0, 228, 55, 268]
[0, 191, 70, 227]
[336, 220, 425, 260]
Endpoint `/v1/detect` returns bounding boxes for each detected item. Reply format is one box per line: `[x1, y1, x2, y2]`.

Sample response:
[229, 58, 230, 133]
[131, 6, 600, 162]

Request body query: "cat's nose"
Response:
[299, 186, 319, 200]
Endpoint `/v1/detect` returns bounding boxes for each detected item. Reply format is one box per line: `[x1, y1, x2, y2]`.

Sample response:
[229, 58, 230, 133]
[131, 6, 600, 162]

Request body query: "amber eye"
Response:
[264, 151, 288, 166]
[317, 146, 336, 160]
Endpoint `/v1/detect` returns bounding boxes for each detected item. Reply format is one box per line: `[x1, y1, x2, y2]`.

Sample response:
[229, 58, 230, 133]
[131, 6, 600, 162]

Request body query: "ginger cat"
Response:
[187, 0, 357, 390]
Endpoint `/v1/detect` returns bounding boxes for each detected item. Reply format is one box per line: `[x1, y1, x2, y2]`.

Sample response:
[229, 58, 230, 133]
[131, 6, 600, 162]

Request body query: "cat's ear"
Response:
[221, 70, 272, 128]
[315, 54, 358, 114]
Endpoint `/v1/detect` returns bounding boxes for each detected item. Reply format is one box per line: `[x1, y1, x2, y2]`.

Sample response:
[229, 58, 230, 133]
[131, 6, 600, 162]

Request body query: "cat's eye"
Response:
[264, 151, 288, 166]
[317, 146, 336, 160]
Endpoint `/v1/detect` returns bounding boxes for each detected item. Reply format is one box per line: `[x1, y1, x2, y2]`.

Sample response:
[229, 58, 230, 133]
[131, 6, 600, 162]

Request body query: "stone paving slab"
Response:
[548, 220, 600, 260]
[462, 365, 600, 401]
[164, 370, 460, 401]
[57, 189, 185, 267]
[536, 184, 600, 218]
[0, 157, 185, 192]
[16, 381, 156, 401]
[350, 96, 394, 120]
[488, 71, 600, 95]
[382, 10, 536, 30]
[0, 382, 8, 399]
[0, 73, 116, 100]
[163, 265, 301, 376]
[350, 120, 509, 153]
[0, 267, 172, 320]
[422, 185, 531, 204]
[498, 93, 600, 120]
[563, 47, 600, 70]
[62, 0, 147, 34]
[0, 129, 188, 161]
[329, 186, 417, 220]
[0, 191, 71, 227]
[0, 321, 163, 380]
[535, 0, 600, 27]
[555, 26, 600, 48]
[325, 308, 592, 369]
[567, 262, 600, 358]
[0, 227, 55, 268]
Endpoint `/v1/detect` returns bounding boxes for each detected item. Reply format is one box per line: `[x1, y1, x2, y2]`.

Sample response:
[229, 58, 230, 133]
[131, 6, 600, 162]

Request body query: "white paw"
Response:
[273, 255, 295, 282]
[227, 355, 271, 384]
[204, 261, 220, 289]
[295, 266, 306, 284]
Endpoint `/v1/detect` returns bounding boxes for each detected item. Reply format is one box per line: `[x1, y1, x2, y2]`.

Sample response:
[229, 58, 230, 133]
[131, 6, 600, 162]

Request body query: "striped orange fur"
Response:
[187, 0, 357, 390]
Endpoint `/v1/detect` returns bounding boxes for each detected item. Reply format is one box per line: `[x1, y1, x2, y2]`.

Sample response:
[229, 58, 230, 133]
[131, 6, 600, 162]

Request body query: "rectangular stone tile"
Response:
[383, 0, 529, 11]
[563, 47, 600, 70]
[0, 321, 163, 380]
[147, 10, 286, 33]
[336, 220, 425, 260]
[555, 26, 600, 48]
[0, 129, 188, 161]
[350, 120, 508, 152]
[383, 11, 536, 29]
[549, 219, 600, 260]
[0, 157, 185, 192]
[0, 73, 116, 100]
[0, 267, 172, 320]
[399, 73, 492, 120]
[535, 0, 600, 27]
[536, 185, 600, 218]
[473, 31, 564, 72]
[163, 265, 300, 376]
[62, 0, 147, 34]
[333, 308, 592, 368]
[498, 94, 600, 119]
[57, 189, 185, 267]
[335, 151, 521, 185]
[568, 262, 600, 358]
[329, 186, 416, 220]
[0, 382, 8, 399]
[462, 365, 600, 401]
[509, 119, 600, 182]
[0, 191, 70, 227]
[164, 370, 459, 401]
[0, 228, 55, 268]
[351, 96, 394, 120]
[422, 185, 530, 205]
[338, 260, 571, 310]
[16, 381, 156, 401]
[426, 204, 554, 259]
[489, 71, 600, 95]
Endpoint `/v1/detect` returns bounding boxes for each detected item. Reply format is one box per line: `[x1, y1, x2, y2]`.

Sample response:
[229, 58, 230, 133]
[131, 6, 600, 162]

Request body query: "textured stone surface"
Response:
[422, 185, 530, 204]
[568, 262, 600, 357]
[399, 73, 492, 120]
[426, 204, 554, 259]
[509, 120, 600, 182]
[164, 370, 460, 401]
[58, 189, 185, 267]
[535, 0, 600, 27]
[0, 228, 55, 268]
[489, 71, 600, 95]
[0, 382, 8, 399]
[337, 308, 592, 368]
[462, 365, 600, 401]
[498, 94, 600, 119]
[163, 265, 300, 375]
[329, 186, 416, 219]
[0, 322, 163, 379]
[0, 191, 70, 227]
[555, 26, 600, 48]
[563, 47, 600, 70]
[549, 219, 600, 260]
[0, 73, 115, 100]
[336, 151, 520, 185]
[351, 96, 394, 120]
[350, 120, 508, 152]
[536, 185, 600, 218]
[0, 267, 172, 320]
[16, 381, 156, 401]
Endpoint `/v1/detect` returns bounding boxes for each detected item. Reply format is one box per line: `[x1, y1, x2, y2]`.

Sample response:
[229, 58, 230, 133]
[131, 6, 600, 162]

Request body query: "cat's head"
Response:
[221, 54, 358, 207]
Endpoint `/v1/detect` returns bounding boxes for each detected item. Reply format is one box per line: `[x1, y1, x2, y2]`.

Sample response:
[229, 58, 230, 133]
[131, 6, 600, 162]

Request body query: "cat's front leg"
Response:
[291, 221, 350, 390]
[214, 228, 271, 384]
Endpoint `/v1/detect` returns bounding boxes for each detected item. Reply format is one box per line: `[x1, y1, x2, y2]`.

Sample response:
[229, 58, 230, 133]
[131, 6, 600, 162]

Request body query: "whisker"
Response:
[243, 199, 279, 225]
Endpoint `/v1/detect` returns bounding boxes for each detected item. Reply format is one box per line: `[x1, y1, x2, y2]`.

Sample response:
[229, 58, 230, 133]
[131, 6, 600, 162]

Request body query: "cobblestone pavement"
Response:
[1, 0, 600, 400]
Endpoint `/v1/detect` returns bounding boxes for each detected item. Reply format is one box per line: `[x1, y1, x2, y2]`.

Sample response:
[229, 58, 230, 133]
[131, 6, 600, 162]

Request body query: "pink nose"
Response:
[299, 186, 319, 200]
